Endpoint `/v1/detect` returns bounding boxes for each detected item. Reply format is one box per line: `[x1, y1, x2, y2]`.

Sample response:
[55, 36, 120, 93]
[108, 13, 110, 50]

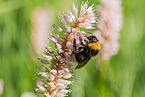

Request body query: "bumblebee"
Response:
[73, 35, 101, 69]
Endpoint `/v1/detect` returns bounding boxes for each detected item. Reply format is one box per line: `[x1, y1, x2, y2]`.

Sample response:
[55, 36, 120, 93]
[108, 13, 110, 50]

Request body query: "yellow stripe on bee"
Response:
[88, 42, 101, 50]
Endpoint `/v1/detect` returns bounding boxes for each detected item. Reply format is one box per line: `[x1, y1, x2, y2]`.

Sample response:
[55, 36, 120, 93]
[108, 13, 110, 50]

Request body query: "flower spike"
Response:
[35, 1, 97, 97]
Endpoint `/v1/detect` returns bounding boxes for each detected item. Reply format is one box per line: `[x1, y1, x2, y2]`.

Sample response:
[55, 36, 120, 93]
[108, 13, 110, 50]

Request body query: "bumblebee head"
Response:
[87, 35, 101, 51]
[87, 35, 99, 43]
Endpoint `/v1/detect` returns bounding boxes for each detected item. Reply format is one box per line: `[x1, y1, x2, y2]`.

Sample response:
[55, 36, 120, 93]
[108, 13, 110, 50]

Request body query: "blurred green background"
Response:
[0, 0, 145, 97]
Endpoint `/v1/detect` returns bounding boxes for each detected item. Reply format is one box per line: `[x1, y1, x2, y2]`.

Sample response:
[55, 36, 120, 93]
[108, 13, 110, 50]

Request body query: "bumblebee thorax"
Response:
[88, 42, 101, 50]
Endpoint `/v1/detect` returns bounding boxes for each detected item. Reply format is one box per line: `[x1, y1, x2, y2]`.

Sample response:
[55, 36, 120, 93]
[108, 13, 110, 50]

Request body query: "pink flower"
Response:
[95, 0, 123, 60]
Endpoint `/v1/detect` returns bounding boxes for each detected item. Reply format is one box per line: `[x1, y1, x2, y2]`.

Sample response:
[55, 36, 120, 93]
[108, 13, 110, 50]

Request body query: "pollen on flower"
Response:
[35, 1, 97, 97]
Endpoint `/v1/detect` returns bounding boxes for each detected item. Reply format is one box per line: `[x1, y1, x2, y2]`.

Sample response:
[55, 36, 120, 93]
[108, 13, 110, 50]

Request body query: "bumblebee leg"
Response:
[73, 38, 77, 51]
[73, 38, 81, 53]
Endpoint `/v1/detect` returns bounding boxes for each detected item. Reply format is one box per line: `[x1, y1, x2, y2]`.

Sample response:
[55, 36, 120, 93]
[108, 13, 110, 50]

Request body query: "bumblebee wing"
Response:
[75, 56, 91, 69]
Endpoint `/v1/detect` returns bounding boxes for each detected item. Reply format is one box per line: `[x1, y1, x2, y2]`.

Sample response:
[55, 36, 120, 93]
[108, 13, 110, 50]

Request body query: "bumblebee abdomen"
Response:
[75, 46, 92, 69]
[75, 46, 90, 63]
[90, 49, 99, 56]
